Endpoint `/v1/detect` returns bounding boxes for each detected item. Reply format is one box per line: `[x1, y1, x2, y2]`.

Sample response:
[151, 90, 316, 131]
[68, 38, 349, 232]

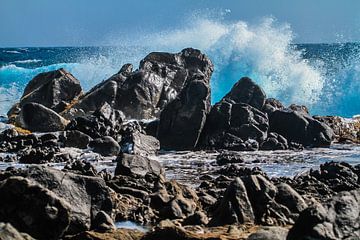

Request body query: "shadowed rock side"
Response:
[8, 68, 82, 119]
[69, 48, 214, 119]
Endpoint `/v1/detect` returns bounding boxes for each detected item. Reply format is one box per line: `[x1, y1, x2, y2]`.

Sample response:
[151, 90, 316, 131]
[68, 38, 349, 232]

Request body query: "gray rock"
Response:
[115, 153, 164, 177]
[275, 183, 308, 214]
[90, 136, 120, 156]
[0, 166, 113, 235]
[0, 177, 70, 240]
[0, 222, 36, 240]
[17, 103, 69, 132]
[209, 177, 255, 226]
[120, 129, 160, 156]
[63, 130, 92, 149]
[288, 189, 360, 240]
[248, 226, 288, 240]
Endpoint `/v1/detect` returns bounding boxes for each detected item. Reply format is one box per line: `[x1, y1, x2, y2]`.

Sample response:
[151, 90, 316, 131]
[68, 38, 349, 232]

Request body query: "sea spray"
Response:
[0, 16, 359, 117]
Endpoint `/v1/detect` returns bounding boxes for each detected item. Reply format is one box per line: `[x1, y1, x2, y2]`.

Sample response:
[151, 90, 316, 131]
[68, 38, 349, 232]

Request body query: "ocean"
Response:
[1, 18, 359, 118]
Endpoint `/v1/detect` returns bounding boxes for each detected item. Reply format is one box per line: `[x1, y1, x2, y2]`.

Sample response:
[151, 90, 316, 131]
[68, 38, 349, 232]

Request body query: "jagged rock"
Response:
[16, 103, 69, 132]
[0, 222, 36, 240]
[260, 132, 288, 150]
[115, 153, 164, 177]
[69, 48, 213, 119]
[262, 98, 285, 115]
[199, 100, 269, 150]
[0, 176, 70, 240]
[287, 189, 360, 240]
[18, 146, 60, 164]
[90, 136, 120, 156]
[8, 68, 82, 117]
[63, 160, 98, 176]
[182, 211, 209, 225]
[223, 77, 266, 110]
[209, 177, 255, 226]
[66, 102, 124, 139]
[64, 228, 144, 240]
[158, 71, 211, 150]
[269, 109, 333, 147]
[0, 166, 113, 235]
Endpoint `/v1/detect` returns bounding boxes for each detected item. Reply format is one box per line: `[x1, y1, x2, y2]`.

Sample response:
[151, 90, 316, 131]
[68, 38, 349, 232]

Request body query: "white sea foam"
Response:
[12, 59, 42, 64]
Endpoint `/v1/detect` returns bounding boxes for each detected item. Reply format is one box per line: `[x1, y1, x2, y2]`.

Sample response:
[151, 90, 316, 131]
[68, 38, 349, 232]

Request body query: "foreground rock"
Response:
[8, 68, 82, 119]
[0, 166, 113, 236]
[0, 176, 70, 240]
[69, 48, 214, 119]
[0, 222, 36, 240]
[288, 188, 360, 240]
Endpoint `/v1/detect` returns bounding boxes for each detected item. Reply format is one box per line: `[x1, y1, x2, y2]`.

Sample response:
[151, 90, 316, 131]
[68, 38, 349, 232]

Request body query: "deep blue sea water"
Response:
[1, 18, 359, 118]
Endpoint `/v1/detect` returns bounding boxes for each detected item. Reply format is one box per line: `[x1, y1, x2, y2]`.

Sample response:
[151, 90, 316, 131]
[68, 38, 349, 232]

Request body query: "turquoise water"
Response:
[1, 18, 359, 117]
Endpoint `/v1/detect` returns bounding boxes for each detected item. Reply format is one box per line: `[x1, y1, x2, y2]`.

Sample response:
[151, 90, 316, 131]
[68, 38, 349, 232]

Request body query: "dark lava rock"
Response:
[0, 166, 113, 235]
[69, 48, 214, 119]
[62, 130, 92, 149]
[16, 102, 69, 132]
[18, 146, 60, 164]
[0, 176, 70, 240]
[209, 177, 255, 226]
[63, 160, 98, 177]
[287, 189, 360, 240]
[260, 132, 288, 150]
[262, 98, 285, 115]
[216, 151, 244, 166]
[199, 100, 269, 150]
[66, 102, 124, 139]
[223, 77, 266, 110]
[8, 68, 82, 116]
[158, 71, 211, 150]
[89, 136, 120, 156]
[182, 211, 209, 225]
[115, 153, 164, 177]
[269, 109, 333, 147]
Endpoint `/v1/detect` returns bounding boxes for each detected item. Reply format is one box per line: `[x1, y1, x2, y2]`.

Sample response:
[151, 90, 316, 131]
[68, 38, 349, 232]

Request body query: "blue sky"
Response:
[1, 0, 360, 47]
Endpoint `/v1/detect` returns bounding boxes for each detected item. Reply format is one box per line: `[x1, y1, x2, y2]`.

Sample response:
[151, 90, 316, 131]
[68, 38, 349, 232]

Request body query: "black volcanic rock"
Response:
[0, 176, 70, 240]
[16, 102, 69, 132]
[8, 68, 82, 118]
[199, 100, 268, 150]
[158, 71, 211, 150]
[69, 48, 214, 119]
[223, 77, 266, 110]
[269, 109, 334, 147]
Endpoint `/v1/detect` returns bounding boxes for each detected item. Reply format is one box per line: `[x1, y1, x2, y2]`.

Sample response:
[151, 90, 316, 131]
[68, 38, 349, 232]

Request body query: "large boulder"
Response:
[0, 176, 70, 240]
[16, 102, 69, 132]
[158, 71, 211, 150]
[223, 77, 266, 110]
[0, 166, 113, 235]
[0, 222, 36, 240]
[287, 189, 360, 240]
[115, 153, 164, 177]
[209, 177, 255, 226]
[8, 68, 82, 118]
[269, 109, 333, 147]
[89, 136, 121, 156]
[69, 48, 213, 119]
[199, 100, 269, 150]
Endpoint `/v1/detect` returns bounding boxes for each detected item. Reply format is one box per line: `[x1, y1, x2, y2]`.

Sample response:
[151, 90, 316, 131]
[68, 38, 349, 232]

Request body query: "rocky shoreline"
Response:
[0, 48, 359, 239]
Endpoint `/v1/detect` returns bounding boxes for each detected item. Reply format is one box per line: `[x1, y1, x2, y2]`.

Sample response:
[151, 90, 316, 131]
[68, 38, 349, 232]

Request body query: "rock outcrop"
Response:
[69, 48, 214, 119]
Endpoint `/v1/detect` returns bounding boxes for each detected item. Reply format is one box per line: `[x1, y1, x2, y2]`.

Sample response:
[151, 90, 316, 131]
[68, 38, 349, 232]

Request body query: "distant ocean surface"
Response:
[0, 18, 359, 118]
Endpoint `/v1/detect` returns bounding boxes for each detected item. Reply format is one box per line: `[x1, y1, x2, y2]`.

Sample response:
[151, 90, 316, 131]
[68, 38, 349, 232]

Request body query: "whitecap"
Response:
[12, 59, 42, 64]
